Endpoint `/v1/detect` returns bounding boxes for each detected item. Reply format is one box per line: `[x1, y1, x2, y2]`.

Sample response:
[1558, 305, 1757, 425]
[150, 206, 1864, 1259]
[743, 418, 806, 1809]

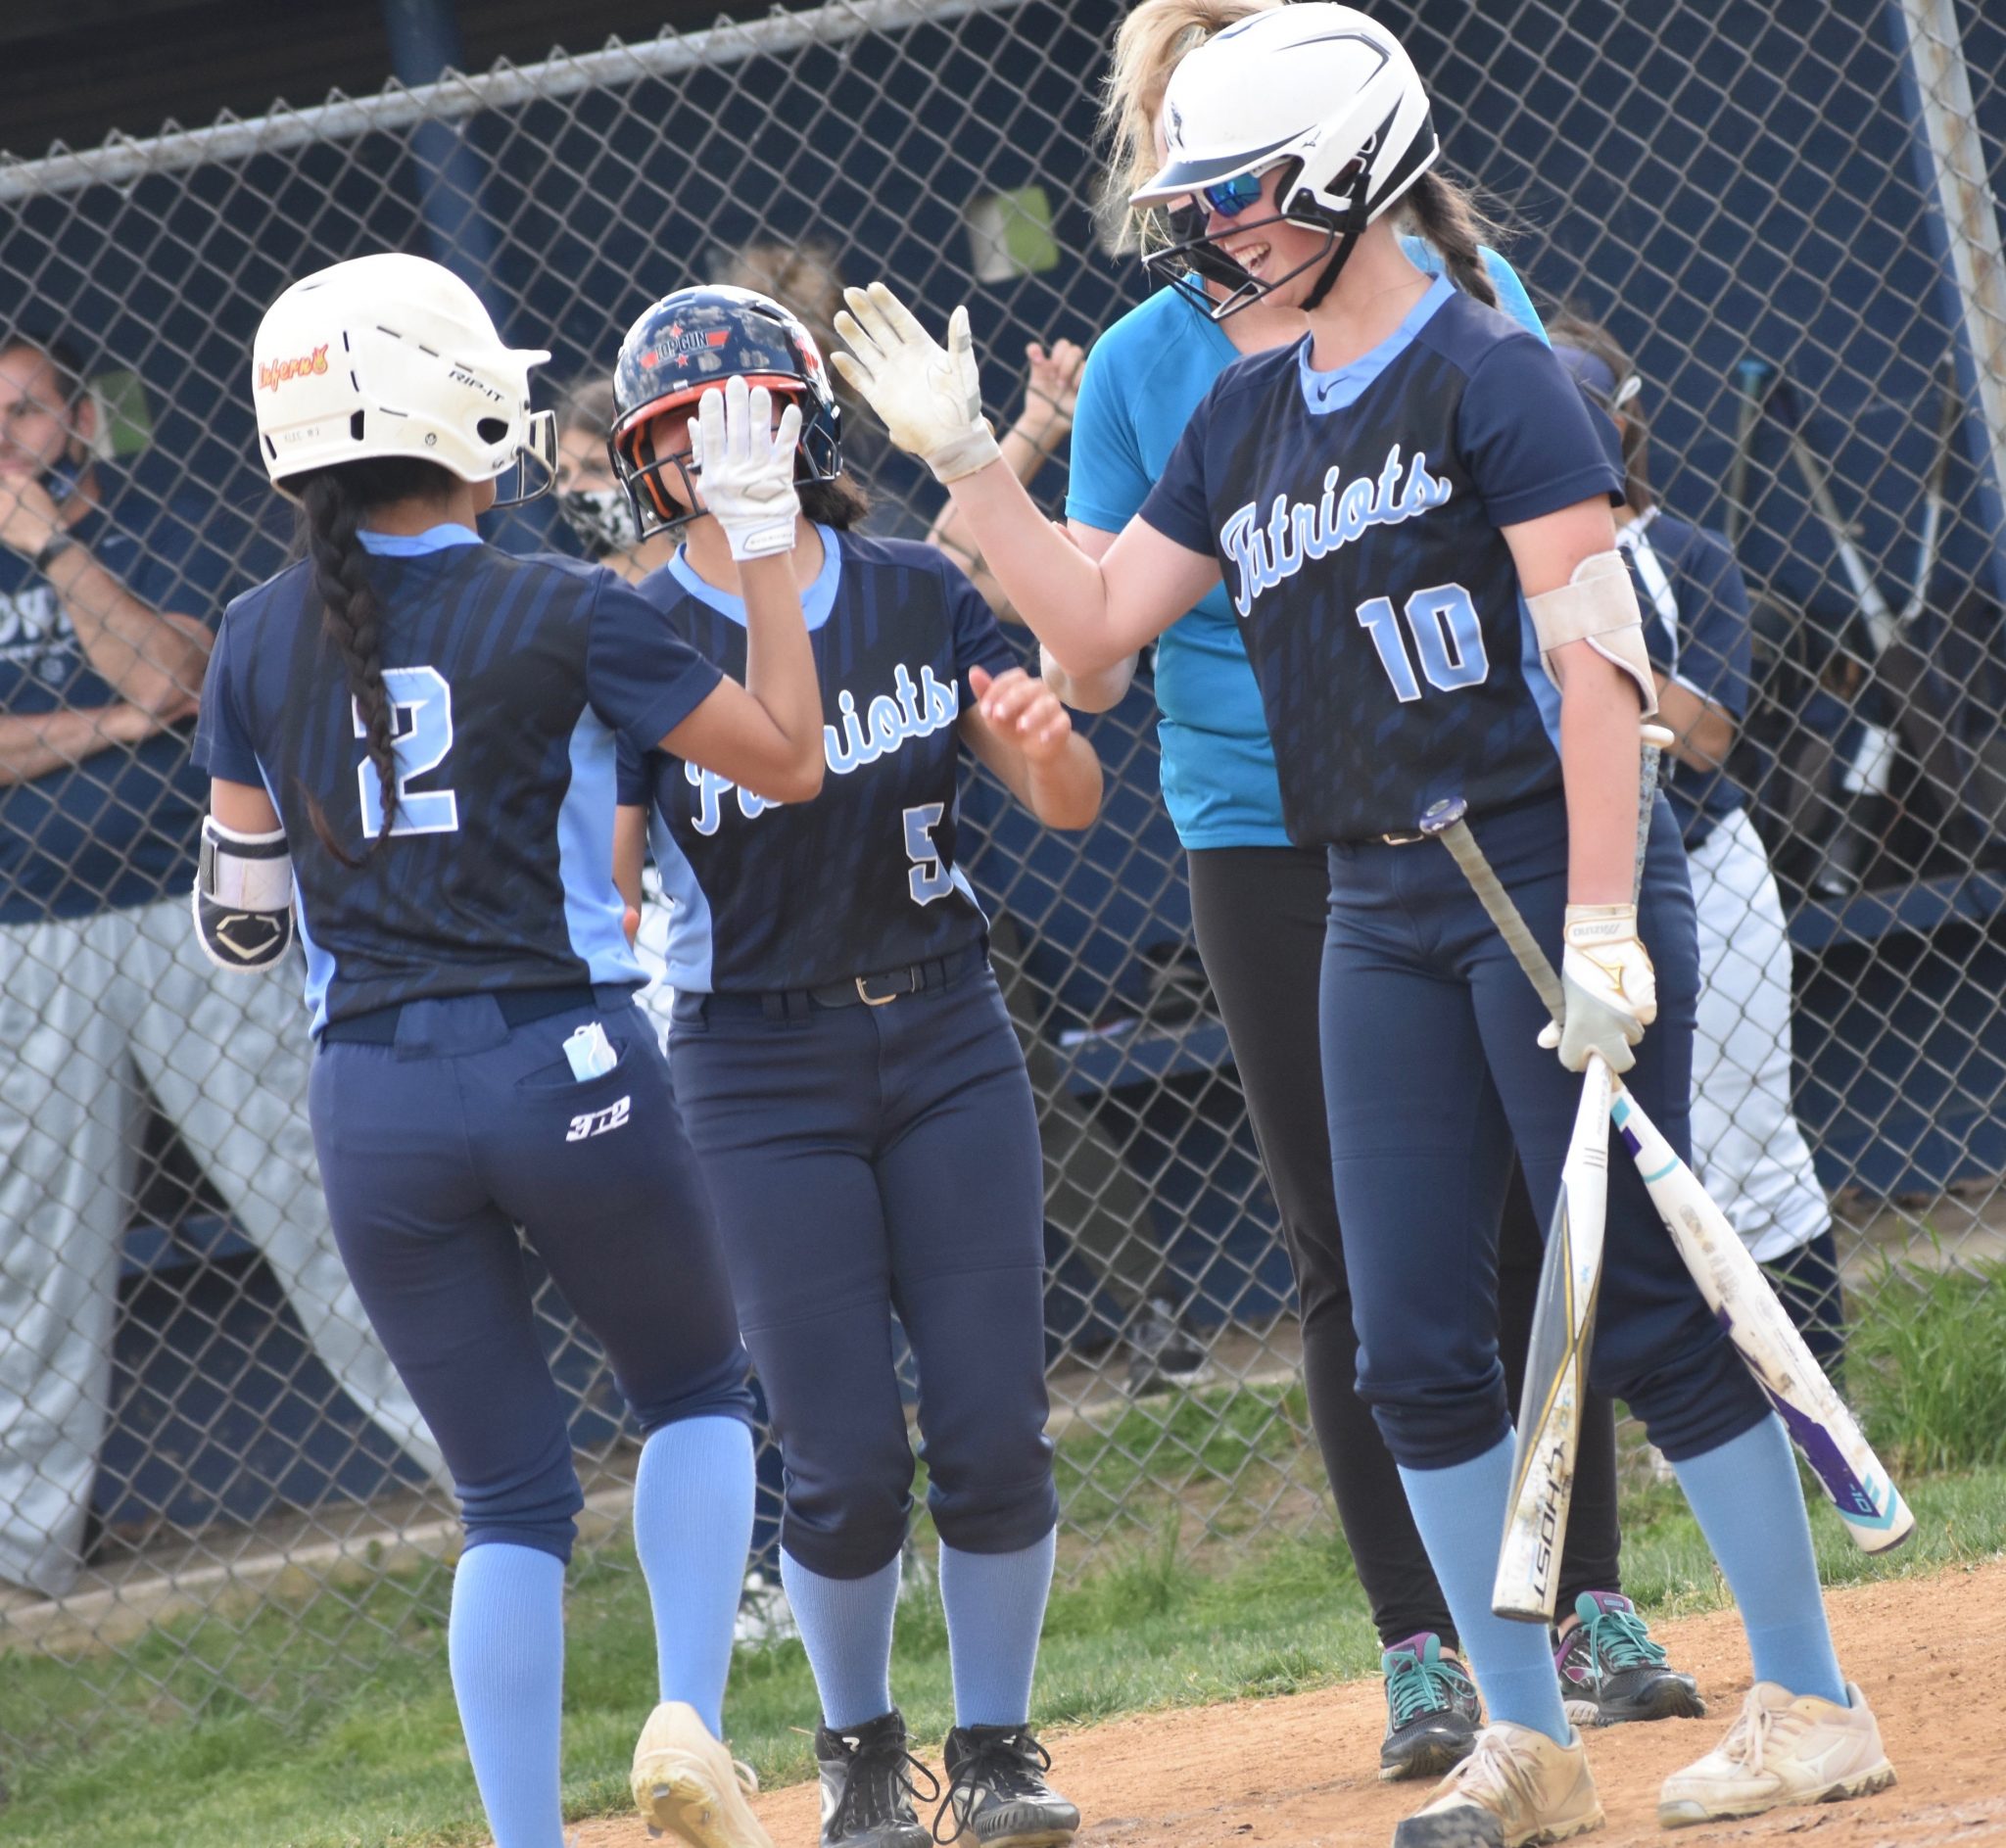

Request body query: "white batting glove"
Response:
[830, 282, 1002, 484]
[690, 374, 802, 561]
[1538, 903, 1658, 1073]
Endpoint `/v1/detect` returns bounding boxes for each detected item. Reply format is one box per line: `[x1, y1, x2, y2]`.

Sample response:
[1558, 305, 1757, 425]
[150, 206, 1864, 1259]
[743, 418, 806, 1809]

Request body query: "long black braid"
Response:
[289, 456, 454, 866]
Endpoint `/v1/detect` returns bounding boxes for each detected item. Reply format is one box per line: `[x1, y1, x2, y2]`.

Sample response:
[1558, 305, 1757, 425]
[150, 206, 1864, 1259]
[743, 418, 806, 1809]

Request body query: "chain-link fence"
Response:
[0, 0, 2001, 1760]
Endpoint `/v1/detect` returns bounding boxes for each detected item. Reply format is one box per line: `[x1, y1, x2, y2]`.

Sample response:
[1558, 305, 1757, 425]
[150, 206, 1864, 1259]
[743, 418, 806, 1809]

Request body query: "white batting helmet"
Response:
[1131, 3, 1438, 308]
[249, 252, 555, 502]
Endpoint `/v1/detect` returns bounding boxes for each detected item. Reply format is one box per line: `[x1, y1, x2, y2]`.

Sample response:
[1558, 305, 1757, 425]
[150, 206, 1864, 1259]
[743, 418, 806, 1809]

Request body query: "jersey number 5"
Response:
[1356, 583, 1489, 703]
[903, 802, 953, 906]
[356, 666, 459, 837]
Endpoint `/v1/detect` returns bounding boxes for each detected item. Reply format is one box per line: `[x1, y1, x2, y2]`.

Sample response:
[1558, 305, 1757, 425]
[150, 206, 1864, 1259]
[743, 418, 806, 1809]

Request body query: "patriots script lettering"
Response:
[687, 661, 959, 833]
[1220, 445, 1453, 618]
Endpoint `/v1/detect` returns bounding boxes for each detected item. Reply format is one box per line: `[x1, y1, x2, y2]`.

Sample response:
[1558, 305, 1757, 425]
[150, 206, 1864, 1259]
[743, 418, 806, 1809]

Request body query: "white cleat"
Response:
[1657, 1681, 1895, 1827]
[630, 1699, 776, 1848]
[1391, 1721, 1603, 1848]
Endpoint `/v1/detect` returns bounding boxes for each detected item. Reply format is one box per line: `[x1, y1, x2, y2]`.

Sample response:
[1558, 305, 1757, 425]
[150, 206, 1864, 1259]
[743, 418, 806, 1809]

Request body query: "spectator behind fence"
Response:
[1551, 315, 1848, 1383]
[0, 328, 445, 1598]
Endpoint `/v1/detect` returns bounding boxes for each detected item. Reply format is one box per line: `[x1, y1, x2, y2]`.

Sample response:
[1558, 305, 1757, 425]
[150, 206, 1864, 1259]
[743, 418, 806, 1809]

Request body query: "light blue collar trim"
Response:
[357, 524, 483, 555]
[1297, 273, 1456, 416]
[666, 523, 840, 631]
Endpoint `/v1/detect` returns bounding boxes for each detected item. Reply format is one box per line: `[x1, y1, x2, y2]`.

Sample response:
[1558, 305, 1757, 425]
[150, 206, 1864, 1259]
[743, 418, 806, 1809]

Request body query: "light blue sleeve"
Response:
[1065, 328, 1157, 535]
[1399, 236, 1549, 345]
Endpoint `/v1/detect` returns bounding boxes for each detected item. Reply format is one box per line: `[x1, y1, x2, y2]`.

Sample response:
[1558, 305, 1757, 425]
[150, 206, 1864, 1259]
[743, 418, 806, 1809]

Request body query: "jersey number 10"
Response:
[356, 665, 460, 838]
[1356, 583, 1489, 702]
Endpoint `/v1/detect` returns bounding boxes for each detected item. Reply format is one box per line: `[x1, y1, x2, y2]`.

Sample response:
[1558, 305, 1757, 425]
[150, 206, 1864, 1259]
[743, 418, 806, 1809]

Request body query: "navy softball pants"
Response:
[670, 962, 1058, 1580]
[310, 990, 754, 1562]
[1320, 791, 1772, 1470]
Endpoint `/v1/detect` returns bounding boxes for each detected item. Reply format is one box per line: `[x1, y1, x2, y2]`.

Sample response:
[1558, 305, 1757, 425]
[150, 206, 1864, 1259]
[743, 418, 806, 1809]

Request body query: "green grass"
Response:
[1850, 1258, 2006, 1474]
[5, 1262, 2005, 1848]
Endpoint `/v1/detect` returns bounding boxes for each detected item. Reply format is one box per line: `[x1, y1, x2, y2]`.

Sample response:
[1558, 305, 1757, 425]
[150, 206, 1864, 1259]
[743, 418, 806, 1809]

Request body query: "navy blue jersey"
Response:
[1139, 276, 1622, 844]
[193, 528, 721, 1031]
[0, 475, 279, 923]
[619, 526, 1018, 993]
[1626, 508, 1753, 850]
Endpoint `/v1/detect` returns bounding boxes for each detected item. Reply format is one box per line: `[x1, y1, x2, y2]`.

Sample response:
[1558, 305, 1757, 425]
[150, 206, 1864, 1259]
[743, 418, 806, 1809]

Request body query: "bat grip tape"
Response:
[1437, 822, 1567, 1022]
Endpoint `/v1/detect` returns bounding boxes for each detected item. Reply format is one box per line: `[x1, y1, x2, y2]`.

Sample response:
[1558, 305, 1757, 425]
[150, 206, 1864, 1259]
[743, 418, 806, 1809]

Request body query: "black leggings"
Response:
[1189, 845, 1621, 1647]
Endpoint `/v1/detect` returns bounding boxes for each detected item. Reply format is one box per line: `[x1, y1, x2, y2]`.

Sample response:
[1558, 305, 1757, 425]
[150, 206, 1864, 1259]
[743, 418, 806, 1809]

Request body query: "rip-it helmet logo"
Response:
[1167, 99, 1185, 149]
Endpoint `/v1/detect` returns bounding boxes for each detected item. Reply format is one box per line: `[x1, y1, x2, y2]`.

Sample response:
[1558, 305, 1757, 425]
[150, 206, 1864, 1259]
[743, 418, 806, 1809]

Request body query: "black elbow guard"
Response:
[193, 815, 296, 972]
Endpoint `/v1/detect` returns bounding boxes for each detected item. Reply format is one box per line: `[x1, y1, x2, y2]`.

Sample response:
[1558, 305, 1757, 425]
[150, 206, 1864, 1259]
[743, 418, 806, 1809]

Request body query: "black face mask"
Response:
[557, 485, 641, 560]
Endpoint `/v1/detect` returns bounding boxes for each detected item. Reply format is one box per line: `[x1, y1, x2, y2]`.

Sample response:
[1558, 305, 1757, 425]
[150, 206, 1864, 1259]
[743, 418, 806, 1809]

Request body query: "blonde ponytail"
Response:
[1092, 0, 1282, 258]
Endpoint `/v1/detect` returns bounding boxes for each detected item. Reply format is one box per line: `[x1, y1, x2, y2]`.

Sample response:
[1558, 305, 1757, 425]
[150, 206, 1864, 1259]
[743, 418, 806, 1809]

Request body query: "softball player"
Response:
[1551, 320, 1847, 1380]
[1047, 0, 1697, 1775]
[191, 252, 830, 1848]
[832, 9, 1894, 1843]
[606, 286, 1099, 1848]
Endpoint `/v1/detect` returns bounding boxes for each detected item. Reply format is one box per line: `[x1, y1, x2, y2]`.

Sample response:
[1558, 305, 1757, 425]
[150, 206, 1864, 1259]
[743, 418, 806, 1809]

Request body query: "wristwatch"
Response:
[30, 531, 78, 575]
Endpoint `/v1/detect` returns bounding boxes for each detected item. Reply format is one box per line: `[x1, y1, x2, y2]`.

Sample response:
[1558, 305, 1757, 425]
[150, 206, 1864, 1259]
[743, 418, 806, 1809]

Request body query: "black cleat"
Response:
[1554, 1590, 1705, 1728]
[935, 1724, 1078, 1846]
[814, 1710, 936, 1848]
[1380, 1633, 1484, 1782]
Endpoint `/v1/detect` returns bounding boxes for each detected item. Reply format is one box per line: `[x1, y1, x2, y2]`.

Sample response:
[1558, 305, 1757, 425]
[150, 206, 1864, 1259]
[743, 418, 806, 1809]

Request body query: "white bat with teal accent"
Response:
[1609, 1092, 1913, 1553]
[1419, 781, 1914, 1595]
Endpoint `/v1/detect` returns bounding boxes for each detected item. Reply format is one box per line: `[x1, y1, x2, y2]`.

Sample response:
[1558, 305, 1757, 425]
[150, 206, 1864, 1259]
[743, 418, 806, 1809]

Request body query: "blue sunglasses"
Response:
[1199, 170, 1268, 218]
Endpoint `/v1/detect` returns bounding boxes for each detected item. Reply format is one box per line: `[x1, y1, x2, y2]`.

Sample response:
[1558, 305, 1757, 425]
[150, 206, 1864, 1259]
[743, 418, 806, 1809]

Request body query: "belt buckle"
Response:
[854, 971, 907, 1007]
[1379, 829, 1426, 846]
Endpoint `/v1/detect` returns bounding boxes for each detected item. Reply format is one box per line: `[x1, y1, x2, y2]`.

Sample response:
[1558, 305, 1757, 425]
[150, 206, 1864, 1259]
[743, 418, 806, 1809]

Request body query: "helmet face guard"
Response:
[1130, 6, 1439, 321]
[492, 408, 558, 509]
[608, 286, 842, 542]
[1141, 131, 1409, 323]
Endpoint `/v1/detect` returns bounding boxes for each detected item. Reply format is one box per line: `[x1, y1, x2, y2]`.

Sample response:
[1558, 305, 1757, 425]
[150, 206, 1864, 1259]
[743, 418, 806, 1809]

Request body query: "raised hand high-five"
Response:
[831, 282, 1002, 484]
[690, 373, 802, 561]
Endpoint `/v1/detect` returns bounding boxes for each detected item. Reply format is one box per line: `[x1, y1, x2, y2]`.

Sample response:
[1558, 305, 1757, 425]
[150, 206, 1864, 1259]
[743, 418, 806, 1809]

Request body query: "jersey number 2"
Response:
[1356, 583, 1489, 703]
[903, 803, 953, 905]
[356, 666, 459, 837]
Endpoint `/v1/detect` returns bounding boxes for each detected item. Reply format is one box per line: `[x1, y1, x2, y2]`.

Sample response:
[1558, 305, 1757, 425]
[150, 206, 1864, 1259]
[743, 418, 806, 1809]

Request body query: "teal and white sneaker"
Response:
[1554, 1590, 1705, 1727]
[1380, 1633, 1484, 1782]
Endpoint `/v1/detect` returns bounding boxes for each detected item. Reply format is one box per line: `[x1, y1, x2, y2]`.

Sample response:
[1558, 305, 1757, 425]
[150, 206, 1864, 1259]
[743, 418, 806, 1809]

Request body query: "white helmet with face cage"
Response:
[1130, 4, 1439, 315]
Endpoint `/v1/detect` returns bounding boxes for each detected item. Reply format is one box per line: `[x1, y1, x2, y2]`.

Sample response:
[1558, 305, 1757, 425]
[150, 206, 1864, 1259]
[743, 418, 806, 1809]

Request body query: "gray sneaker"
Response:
[1380, 1633, 1483, 1782]
[1554, 1591, 1704, 1728]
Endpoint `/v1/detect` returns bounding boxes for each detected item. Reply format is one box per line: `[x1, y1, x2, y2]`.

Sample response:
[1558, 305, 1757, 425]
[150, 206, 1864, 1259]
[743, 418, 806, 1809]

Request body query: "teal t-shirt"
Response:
[1066, 241, 1548, 849]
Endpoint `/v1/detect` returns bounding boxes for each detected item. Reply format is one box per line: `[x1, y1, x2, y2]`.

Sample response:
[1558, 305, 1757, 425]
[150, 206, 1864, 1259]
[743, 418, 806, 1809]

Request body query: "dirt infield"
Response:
[561, 1558, 2006, 1848]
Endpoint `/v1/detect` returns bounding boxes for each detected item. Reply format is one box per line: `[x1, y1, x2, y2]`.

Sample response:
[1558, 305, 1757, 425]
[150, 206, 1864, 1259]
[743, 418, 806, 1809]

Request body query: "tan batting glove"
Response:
[1538, 903, 1658, 1073]
[830, 282, 1002, 484]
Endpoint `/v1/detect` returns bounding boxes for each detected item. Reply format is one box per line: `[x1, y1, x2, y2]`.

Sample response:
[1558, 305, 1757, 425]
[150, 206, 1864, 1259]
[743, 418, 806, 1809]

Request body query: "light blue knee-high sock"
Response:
[1669, 1414, 1846, 1704]
[939, 1529, 1057, 1728]
[1399, 1439, 1572, 1743]
[633, 1416, 757, 1739]
[449, 1542, 568, 1848]
[780, 1548, 902, 1729]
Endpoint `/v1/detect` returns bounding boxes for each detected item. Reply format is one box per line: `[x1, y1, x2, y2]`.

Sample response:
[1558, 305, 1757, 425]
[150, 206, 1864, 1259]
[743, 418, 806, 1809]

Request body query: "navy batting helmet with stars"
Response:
[608, 284, 841, 539]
